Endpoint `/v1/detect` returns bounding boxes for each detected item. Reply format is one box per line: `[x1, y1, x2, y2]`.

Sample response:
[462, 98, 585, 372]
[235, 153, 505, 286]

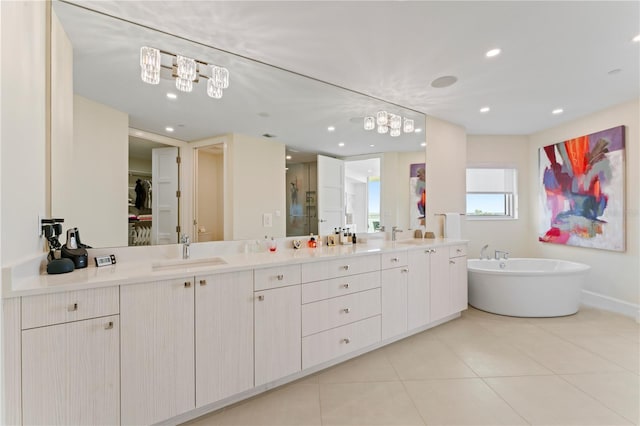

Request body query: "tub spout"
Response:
[480, 244, 489, 260]
[495, 250, 509, 260]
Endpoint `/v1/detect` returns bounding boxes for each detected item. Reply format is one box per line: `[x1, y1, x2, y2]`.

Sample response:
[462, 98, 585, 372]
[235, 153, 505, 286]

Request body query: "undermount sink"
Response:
[396, 239, 428, 245]
[152, 257, 227, 271]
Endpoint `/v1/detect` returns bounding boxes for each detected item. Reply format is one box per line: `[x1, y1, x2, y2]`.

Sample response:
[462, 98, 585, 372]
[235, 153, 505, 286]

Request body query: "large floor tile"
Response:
[319, 381, 425, 426]
[404, 378, 528, 425]
[384, 333, 477, 380]
[316, 349, 399, 384]
[186, 384, 321, 426]
[486, 375, 633, 425]
[561, 372, 640, 425]
[567, 335, 640, 373]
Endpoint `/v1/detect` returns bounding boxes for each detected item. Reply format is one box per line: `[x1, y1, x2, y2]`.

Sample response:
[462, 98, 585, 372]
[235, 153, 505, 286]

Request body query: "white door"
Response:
[152, 147, 179, 244]
[407, 248, 431, 330]
[381, 268, 408, 339]
[317, 155, 344, 235]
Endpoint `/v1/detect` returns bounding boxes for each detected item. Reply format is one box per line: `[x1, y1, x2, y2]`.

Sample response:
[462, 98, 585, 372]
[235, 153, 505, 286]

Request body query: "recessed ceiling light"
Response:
[369, 144, 375, 147]
[480, 106, 490, 113]
[414, 128, 422, 133]
[165, 127, 174, 132]
[633, 34, 640, 42]
[338, 142, 345, 147]
[420, 142, 426, 147]
[431, 75, 458, 88]
[486, 48, 501, 58]
[166, 93, 177, 100]
[327, 126, 335, 132]
[285, 155, 292, 160]
[552, 108, 564, 115]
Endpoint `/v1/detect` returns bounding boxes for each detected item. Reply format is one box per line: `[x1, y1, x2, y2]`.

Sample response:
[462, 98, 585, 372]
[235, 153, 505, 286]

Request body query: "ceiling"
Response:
[72, 1, 639, 136]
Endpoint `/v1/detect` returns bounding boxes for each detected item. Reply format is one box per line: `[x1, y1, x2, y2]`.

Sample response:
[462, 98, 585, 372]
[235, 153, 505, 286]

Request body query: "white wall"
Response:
[229, 134, 285, 240]
[1, 1, 48, 267]
[197, 150, 223, 242]
[425, 116, 467, 238]
[466, 135, 530, 258]
[528, 99, 639, 307]
[66, 95, 128, 247]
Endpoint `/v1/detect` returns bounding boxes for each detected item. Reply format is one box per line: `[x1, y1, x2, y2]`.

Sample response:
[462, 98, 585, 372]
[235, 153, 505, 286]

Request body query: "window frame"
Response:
[465, 166, 518, 220]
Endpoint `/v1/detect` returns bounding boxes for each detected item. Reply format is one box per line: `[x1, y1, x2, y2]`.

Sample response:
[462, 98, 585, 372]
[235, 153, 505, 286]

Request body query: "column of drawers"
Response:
[300, 254, 382, 369]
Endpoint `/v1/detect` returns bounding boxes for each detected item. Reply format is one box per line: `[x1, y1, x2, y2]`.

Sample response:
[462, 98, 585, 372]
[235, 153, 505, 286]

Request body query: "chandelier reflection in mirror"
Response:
[140, 46, 229, 99]
[364, 112, 414, 137]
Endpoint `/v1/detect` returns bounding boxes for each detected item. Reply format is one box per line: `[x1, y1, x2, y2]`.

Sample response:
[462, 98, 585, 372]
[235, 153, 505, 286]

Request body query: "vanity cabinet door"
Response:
[407, 248, 431, 330]
[195, 271, 254, 407]
[254, 285, 301, 386]
[428, 248, 451, 322]
[450, 255, 468, 313]
[381, 267, 409, 340]
[22, 316, 120, 426]
[120, 278, 195, 425]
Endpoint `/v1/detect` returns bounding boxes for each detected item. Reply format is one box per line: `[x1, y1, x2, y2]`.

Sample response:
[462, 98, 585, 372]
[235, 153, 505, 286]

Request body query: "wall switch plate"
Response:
[263, 213, 273, 227]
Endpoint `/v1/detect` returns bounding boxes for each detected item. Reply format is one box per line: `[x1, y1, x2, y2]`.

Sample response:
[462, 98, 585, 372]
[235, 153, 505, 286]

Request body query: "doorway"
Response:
[194, 144, 225, 242]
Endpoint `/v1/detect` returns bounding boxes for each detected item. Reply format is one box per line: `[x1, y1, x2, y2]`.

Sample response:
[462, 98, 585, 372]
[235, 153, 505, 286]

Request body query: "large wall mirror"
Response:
[50, 1, 426, 248]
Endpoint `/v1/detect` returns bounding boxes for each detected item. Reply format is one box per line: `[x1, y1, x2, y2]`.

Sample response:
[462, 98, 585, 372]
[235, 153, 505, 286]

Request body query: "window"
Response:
[466, 168, 517, 218]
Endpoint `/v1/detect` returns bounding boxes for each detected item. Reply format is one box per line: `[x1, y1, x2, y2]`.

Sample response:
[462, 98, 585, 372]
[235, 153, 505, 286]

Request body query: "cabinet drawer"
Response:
[449, 244, 467, 258]
[301, 288, 381, 337]
[22, 286, 119, 329]
[254, 264, 301, 291]
[302, 271, 380, 304]
[302, 316, 381, 369]
[381, 251, 408, 269]
[301, 254, 380, 283]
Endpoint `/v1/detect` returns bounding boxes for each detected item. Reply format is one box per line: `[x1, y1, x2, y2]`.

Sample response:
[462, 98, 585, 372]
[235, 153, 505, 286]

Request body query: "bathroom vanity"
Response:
[2, 238, 467, 425]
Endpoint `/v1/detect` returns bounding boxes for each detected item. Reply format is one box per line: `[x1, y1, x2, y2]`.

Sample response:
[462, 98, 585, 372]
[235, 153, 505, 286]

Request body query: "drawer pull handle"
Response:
[199, 279, 207, 286]
[342, 265, 350, 271]
[104, 321, 114, 330]
[68, 303, 78, 312]
[342, 338, 351, 344]
[424, 250, 430, 254]
[342, 283, 350, 289]
[342, 308, 351, 314]
[430, 249, 436, 253]
[401, 268, 409, 273]
[391, 257, 399, 262]
[184, 281, 191, 288]
[449, 260, 455, 265]
[257, 295, 265, 301]
[456, 248, 462, 253]
[276, 274, 284, 281]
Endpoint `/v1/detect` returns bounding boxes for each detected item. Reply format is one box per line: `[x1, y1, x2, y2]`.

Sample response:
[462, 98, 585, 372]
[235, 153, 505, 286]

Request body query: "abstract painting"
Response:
[410, 163, 426, 228]
[538, 125, 625, 251]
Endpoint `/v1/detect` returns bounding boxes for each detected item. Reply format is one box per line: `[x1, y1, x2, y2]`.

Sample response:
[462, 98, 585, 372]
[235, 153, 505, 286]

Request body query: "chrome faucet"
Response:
[391, 226, 403, 241]
[495, 250, 509, 260]
[181, 234, 191, 259]
[480, 244, 490, 260]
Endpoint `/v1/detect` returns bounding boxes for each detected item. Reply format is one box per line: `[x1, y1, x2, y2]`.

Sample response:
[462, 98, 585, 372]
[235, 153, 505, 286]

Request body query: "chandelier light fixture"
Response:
[364, 111, 414, 137]
[139, 46, 229, 99]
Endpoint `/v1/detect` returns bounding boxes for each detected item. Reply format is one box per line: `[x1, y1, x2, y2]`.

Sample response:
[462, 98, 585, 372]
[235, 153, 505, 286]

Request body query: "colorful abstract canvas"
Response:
[409, 163, 426, 228]
[538, 126, 625, 251]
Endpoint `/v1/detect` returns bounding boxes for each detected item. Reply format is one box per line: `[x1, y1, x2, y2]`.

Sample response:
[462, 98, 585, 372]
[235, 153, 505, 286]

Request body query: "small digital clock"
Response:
[95, 254, 116, 267]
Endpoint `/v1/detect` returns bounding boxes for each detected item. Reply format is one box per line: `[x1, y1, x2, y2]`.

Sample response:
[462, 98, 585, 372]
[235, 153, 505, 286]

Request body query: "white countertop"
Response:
[3, 238, 467, 298]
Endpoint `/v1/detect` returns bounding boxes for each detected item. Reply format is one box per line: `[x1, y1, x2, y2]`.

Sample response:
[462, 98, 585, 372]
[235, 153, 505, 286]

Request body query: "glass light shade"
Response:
[376, 111, 388, 126]
[364, 116, 375, 130]
[390, 128, 401, 137]
[176, 55, 197, 81]
[140, 47, 160, 70]
[207, 79, 223, 98]
[140, 68, 160, 85]
[175, 77, 193, 92]
[211, 66, 230, 89]
[403, 118, 414, 133]
[390, 114, 401, 130]
[377, 125, 388, 134]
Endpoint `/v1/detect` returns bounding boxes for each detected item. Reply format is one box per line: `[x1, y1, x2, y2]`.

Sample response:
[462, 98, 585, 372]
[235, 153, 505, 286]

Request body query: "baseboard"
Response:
[581, 290, 640, 322]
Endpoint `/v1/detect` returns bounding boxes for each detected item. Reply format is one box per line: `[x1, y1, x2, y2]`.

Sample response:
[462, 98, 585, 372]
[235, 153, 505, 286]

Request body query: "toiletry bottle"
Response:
[308, 233, 316, 248]
[269, 237, 277, 252]
[352, 233, 357, 244]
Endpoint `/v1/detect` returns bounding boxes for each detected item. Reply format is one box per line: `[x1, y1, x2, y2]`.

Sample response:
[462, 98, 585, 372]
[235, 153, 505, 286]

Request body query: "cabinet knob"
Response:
[257, 295, 265, 301]
[342, 338, 350, 344]
[456, 248, 462, 253]
[342, 265, 350, 271]
[68, 303, 78, 312]
[199, 279, 207, 286]
[342, 283, 350, 289]
[184, 281, 191, 288]
[430, 249, 436, 253]
[391, 257, 399, 262]
[449, 260, 455, 265]
[104, 321, 114, 330]
[401, 268, 409, 273]
[342, 308, 351, 314]
[276, 274, 284, 281]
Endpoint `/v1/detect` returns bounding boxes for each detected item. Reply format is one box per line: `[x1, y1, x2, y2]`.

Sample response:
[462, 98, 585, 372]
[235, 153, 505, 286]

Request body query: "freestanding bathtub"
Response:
[467, 258, 590, 317]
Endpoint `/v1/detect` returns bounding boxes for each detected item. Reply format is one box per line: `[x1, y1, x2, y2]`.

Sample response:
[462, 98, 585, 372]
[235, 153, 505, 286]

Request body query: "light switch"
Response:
[263, 213, 273, 227]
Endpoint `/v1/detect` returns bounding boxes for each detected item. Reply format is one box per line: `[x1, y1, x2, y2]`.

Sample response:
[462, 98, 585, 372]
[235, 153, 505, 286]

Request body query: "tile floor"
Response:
[184, 307, 639, 425]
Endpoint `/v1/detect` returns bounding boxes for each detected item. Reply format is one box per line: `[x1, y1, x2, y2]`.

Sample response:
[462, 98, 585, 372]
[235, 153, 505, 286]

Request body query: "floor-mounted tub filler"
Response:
[467, 258, 590, 317]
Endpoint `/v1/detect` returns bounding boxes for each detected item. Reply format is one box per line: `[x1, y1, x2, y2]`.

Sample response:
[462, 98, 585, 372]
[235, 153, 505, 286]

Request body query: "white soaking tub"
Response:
[467, 258, 590, 317]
